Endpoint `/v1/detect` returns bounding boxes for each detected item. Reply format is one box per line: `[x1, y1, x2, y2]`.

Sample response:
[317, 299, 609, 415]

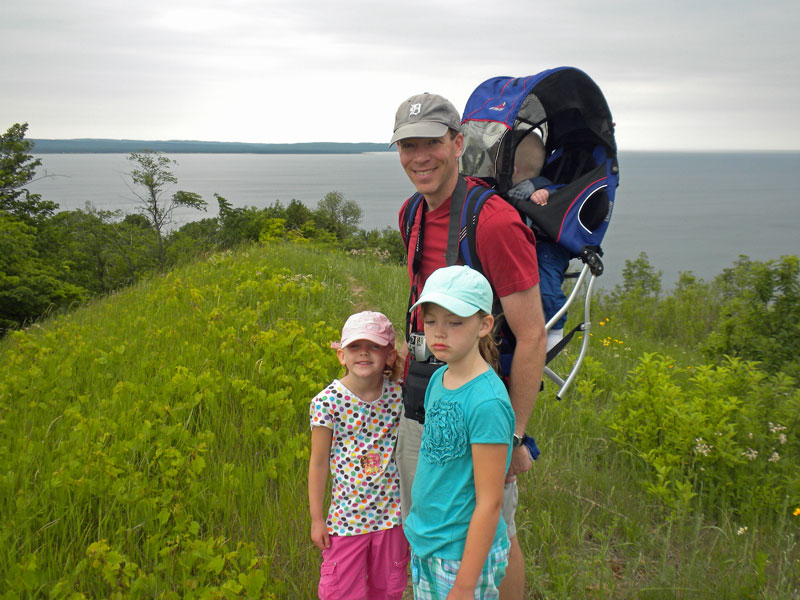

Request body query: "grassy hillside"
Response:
[1, 241, 797, 598]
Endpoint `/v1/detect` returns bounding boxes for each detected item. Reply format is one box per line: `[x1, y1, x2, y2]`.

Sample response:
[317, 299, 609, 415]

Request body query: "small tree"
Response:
[598, 252, 663, 337]
[215, 194, 271, 248]
[613, 251, 662, 300]
[0, 122, 58, 226]
[704, 255, 800, 377]
[314, 191, 362, 240]
[285, 199, 313, 231]
[127, 152, 207, 269]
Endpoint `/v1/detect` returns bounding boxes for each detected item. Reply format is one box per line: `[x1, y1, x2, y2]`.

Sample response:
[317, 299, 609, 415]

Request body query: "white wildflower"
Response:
[742, 448, 758, 461]
[737, 527, 748, 536]
[694, 437, 713, 456]
[768, 422, 787, 434]
[779, 433, 787, 445]
[768, 452, 780, 463]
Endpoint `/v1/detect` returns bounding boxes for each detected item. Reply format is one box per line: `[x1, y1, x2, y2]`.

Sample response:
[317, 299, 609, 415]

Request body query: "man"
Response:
[391, 92, 547, 599]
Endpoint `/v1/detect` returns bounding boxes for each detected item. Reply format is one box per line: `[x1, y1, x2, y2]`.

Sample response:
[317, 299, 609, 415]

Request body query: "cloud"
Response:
[2, 0, 798, 149]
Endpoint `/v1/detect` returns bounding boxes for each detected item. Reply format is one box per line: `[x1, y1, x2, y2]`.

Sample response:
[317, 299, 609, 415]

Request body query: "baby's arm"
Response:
[447, 443, 508, 600]
[529, 188, 549, 206]
[308, 426, 333, 550]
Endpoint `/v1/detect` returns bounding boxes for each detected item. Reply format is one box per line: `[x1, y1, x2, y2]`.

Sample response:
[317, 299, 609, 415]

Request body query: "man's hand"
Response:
[505, 445, 533, 482]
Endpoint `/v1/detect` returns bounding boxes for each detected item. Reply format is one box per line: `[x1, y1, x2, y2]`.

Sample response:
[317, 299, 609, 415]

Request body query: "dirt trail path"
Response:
[346, 273, 369, 311]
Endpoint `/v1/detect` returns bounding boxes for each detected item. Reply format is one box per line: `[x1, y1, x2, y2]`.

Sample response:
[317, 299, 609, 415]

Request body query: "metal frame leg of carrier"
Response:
[543, 249, 603, 400]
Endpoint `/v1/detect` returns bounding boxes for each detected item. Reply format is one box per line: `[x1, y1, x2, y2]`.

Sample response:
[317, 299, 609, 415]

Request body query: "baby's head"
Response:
[511, 132, 546, 186]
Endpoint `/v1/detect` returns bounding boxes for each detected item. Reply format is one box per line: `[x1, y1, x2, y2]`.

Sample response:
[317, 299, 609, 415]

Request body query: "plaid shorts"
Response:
[410, 536, 510, 599]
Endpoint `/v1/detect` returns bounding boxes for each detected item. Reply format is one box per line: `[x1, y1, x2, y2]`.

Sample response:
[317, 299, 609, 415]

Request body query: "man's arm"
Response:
[499, 283, 547, 478]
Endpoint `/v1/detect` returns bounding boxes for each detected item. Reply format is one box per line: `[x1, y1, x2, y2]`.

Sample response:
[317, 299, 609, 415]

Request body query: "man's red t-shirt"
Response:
[399, 178, 540, 331]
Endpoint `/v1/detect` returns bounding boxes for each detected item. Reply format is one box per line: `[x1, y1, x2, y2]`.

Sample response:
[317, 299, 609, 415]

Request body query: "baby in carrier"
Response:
[506, 132, 571, 352]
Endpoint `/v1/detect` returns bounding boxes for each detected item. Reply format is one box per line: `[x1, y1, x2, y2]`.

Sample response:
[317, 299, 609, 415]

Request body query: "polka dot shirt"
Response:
[309, 377, 403, 536]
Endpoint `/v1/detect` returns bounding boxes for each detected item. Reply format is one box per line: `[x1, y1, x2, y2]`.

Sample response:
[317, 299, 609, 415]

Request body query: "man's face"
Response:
[397, 132, 463, 205]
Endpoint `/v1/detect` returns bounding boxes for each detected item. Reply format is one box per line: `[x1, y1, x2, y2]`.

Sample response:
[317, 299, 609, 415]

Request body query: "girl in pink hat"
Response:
[308, 311, 409, 600]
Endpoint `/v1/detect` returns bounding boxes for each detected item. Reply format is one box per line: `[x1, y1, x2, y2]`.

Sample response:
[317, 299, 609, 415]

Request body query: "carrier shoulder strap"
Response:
[445, 176, 468, 265]
[401, 192, 425, 252]
[457, 181, 496, 273]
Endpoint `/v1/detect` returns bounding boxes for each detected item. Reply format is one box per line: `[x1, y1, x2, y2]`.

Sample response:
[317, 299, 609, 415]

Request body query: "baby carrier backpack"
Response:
[460, 67, 619, 255]
[459, 66, 620, 398]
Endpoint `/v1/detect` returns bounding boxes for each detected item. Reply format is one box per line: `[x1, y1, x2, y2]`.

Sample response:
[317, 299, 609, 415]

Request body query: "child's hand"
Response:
[311, 520, 331, 550]
[529, 188, 549, 206]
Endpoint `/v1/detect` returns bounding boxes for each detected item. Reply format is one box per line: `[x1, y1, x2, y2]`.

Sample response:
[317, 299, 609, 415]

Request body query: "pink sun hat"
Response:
[336, 311, 395, 349]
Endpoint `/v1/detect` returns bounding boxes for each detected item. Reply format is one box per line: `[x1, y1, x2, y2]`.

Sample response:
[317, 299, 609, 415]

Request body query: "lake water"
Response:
[29, 151, 800, 290]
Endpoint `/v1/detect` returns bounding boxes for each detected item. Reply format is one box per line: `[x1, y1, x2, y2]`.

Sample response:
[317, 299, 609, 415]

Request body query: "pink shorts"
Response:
[318, 525, 409, 600]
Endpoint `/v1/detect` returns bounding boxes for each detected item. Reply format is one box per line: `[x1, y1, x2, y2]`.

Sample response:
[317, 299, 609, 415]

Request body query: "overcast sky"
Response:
[3, 0, 798, 151]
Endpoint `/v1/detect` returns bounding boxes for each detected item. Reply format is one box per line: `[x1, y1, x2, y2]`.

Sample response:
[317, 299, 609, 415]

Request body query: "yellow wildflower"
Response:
[794, 508, 800, 516]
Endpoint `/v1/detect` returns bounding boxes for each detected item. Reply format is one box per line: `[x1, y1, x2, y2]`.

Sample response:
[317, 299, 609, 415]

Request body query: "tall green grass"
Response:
[522, 311, 799, 599]
[1, 240, 798, 598]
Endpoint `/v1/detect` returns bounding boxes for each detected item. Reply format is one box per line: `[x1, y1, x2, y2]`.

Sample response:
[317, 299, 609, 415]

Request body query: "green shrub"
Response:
[605, 353, 800, 517]
[704, 255, 800, 378]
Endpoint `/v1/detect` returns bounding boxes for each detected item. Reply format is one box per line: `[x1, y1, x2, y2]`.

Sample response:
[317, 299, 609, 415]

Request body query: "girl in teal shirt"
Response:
[405, 265, 515, 600]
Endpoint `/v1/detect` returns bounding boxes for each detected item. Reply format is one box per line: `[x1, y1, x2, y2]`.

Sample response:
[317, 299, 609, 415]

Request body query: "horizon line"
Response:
[27, 137, 800, 154]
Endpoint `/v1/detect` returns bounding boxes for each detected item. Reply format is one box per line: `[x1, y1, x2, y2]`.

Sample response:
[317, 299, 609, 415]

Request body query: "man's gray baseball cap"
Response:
[390, 93, 462, 146]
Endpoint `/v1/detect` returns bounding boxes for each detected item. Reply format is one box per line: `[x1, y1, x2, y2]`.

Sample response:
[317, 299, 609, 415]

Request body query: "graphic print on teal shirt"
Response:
[420, 397, 468, 465]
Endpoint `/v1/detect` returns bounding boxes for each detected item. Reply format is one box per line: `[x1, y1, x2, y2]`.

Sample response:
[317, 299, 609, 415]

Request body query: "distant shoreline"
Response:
[30, 138, 800, 155]
[30, 139, 393, 154]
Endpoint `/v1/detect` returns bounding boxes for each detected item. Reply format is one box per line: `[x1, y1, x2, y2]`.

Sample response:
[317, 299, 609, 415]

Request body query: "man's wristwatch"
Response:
[513, 433, 525, 448]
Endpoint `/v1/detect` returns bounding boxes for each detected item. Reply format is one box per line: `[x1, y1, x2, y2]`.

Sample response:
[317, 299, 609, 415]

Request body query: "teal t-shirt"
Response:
[404, 366, 514, 559]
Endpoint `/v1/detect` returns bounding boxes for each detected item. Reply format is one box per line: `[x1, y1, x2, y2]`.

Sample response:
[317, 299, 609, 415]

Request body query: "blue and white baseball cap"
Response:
[409, 265, 493, 317]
